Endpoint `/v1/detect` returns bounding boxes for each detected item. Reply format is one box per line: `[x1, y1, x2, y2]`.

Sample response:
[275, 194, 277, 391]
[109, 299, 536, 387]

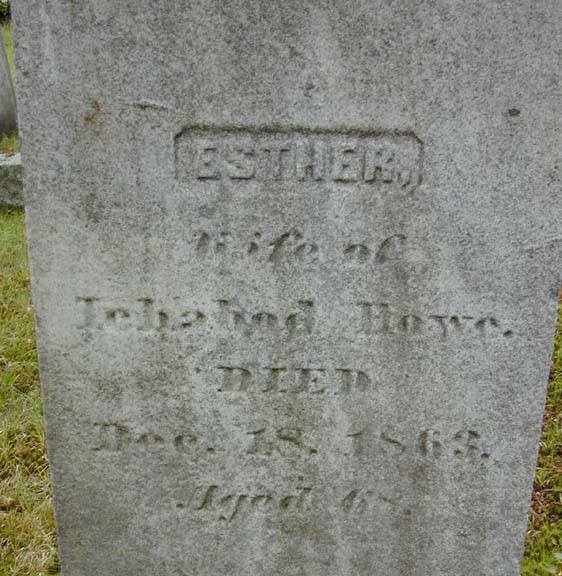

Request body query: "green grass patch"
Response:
[522, 299, 562, 575]
[0, 21, 19, 155]
[0, 208, 560, 574]
[0, 209, 59, 575]
[0, 130, 18, 154]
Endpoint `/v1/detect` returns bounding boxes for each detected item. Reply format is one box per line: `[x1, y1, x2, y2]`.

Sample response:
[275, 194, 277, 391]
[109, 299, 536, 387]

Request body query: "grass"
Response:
[0, 209, 59, 575]
[0, 21, 19, 155]
[0, 131, 18, 155]
[0, 208, 560, 574]
[523, 306, 562, 575]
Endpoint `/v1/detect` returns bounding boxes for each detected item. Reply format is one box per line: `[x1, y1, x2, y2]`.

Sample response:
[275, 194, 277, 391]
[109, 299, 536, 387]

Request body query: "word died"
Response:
[216, 365, 371, 395]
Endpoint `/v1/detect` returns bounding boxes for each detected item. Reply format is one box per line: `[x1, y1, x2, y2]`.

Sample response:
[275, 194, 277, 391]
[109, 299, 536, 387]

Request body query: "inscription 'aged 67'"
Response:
[175, 127, 423, 194]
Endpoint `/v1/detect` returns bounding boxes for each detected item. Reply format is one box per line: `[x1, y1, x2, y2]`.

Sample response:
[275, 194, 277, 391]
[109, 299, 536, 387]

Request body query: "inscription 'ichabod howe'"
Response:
[75, 296, 514, 340]
[175, 126, 423, 193]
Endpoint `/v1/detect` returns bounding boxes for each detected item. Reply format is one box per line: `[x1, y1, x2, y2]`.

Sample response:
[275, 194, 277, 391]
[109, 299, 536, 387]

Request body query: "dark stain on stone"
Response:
[84, 99, 103, 133]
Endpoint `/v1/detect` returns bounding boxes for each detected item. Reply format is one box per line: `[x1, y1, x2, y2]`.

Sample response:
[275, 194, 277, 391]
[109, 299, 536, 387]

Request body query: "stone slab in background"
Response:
[0, 35, 16, 135]
[12, 2, 562, 576]
[0, 151, 22, 207]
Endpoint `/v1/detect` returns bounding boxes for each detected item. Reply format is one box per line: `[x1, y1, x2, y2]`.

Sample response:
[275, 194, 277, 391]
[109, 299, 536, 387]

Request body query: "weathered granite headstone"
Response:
[13, 3, 562, 575]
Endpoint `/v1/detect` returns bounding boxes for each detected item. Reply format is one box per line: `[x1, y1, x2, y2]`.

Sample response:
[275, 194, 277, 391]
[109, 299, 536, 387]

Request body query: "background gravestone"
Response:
[12, 2, 562, 575]
[0, 32, 16, 134]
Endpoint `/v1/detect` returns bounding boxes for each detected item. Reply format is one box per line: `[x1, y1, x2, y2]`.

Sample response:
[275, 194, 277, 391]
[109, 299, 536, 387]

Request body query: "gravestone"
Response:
[0, 34, 16, 134]
[13, 3, 562, 575]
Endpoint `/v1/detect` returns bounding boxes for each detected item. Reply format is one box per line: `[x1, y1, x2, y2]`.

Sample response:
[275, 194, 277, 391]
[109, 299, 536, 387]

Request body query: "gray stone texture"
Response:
[0, 152, 22, 207]
[12, 2, 562, 575]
